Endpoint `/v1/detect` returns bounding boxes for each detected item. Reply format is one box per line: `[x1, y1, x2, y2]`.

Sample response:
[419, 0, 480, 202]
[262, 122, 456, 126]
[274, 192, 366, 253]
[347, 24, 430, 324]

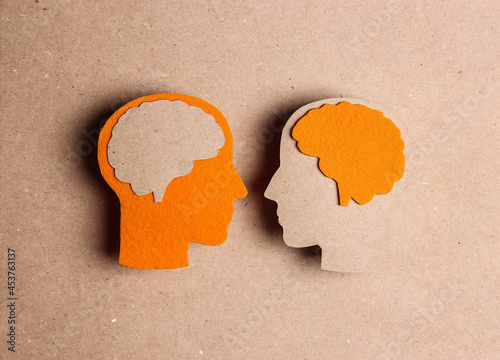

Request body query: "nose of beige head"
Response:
[264, 168, 282, 201]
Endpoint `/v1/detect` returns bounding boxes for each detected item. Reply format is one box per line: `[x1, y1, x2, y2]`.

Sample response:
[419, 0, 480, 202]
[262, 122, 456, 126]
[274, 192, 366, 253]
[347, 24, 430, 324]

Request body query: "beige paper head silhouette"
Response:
[265, 98, 405, 272]
[98, 94, 247, 269]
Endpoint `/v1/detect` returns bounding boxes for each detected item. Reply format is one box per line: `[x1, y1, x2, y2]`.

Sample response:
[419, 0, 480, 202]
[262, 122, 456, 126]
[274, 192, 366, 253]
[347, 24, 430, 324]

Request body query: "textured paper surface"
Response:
[1, 1, 498, 359]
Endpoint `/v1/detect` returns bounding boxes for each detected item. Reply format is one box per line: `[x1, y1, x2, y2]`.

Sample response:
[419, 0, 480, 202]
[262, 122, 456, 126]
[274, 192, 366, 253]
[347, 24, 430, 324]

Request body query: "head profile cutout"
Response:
[98, 94, 247, 269]
[265, 98, 405, 272]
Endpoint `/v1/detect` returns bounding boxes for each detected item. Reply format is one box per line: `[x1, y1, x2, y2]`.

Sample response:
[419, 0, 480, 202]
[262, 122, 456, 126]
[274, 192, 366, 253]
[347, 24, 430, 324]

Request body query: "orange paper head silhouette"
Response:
[265, 99, 405, 272]
[98, 94, 247, 269]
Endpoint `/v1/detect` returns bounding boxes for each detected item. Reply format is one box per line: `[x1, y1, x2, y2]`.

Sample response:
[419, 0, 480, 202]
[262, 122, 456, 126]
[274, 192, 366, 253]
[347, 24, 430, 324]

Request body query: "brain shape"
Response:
[108, 100, 225, 203]
[292, 102, 405, 206]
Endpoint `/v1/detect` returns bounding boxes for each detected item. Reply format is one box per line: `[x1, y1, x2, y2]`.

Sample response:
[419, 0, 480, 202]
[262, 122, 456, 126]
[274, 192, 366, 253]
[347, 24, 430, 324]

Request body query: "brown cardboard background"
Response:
[0, 1, 498, 359]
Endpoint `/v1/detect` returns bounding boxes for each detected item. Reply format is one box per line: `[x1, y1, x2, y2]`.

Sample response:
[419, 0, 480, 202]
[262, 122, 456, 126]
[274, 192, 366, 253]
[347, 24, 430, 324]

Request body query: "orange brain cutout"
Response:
[98, 94, 247, 269]
[292, 102, 405, 206]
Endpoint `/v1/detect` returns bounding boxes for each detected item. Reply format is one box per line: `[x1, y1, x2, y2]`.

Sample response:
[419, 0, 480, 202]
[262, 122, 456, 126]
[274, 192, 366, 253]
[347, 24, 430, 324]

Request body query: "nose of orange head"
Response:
[230, 165, 247, 199]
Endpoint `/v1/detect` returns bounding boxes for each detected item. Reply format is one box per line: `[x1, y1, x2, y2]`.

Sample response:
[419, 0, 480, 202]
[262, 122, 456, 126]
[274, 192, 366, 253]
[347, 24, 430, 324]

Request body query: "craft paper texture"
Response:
[98, 94, 247, 269]
[1, 1, 498, 359]
[266, 99, 406, 272]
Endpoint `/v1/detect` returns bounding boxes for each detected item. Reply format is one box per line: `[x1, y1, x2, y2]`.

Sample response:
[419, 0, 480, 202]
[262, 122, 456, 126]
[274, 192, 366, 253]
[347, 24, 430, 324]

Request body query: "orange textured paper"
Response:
[292, 102, 405, 206]
[98, 94, 247, 269]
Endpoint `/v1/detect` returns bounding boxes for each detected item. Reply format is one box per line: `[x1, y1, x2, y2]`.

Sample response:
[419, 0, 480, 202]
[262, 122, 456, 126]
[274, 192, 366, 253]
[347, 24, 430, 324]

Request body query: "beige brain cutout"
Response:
[108, 100, 225, 203]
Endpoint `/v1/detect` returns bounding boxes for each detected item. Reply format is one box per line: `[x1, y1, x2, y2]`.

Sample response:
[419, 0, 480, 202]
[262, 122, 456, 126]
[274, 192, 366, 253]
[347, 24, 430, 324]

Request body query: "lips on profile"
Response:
[275, 203, 286, 223]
